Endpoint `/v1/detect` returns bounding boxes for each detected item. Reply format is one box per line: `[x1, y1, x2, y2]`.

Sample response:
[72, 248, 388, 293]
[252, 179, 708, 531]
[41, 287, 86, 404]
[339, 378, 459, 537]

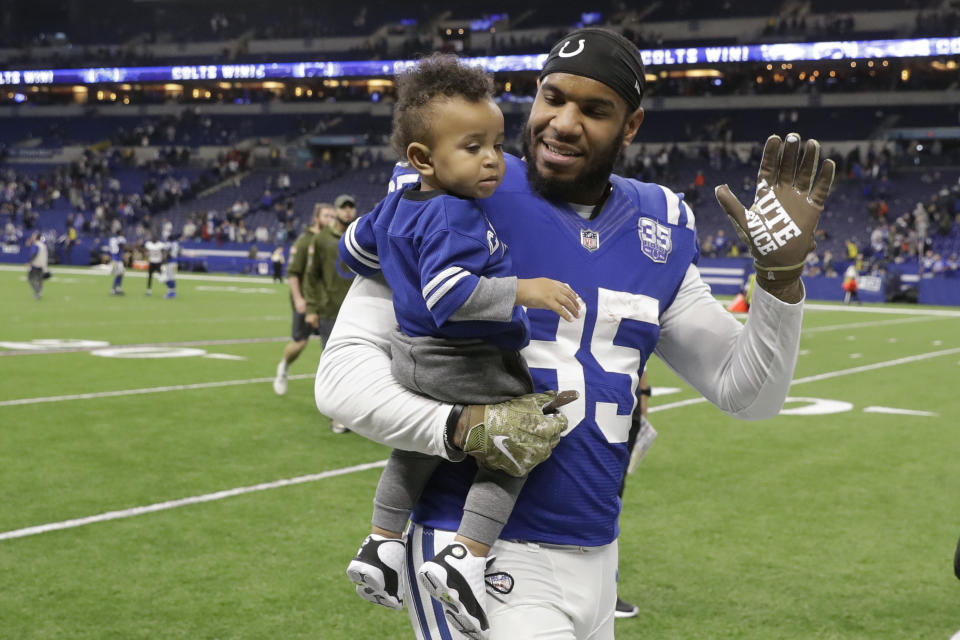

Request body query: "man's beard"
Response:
[522, 121, 624, 204]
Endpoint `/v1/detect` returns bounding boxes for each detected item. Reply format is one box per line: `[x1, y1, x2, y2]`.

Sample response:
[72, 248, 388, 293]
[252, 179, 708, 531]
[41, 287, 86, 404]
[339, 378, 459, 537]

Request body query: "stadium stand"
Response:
[1, 0, 958, 304]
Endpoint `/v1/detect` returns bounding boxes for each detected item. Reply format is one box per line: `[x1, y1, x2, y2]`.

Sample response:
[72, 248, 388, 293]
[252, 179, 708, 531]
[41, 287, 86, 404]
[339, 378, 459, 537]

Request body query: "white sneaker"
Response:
[417, 543, 489, 639]
[346, 534, 406, 610]
[272, 361, 288, 395]
[330, 421, 348, 434]
[615, 596, 640, 618]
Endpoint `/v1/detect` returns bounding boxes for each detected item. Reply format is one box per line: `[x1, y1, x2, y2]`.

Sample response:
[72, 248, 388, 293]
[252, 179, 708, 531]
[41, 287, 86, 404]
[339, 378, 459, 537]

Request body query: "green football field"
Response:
[1, 265, 959, 639]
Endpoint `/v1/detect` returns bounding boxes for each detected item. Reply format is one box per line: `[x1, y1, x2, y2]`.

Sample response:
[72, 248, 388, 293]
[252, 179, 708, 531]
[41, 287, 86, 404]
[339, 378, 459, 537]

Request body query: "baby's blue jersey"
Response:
[410, 155, 699, 546]
[387, 161, 421, 193]
[340, 187, 529, 351]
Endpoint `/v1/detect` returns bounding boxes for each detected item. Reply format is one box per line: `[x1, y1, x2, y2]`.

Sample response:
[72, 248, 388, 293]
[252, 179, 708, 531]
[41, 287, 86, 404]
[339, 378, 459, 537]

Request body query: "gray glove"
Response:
[461, 390, 577, 477]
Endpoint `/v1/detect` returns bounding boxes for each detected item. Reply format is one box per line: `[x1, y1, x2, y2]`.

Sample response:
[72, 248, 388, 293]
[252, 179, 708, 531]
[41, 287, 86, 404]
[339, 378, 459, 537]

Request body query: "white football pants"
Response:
[405, 524, 618, 640]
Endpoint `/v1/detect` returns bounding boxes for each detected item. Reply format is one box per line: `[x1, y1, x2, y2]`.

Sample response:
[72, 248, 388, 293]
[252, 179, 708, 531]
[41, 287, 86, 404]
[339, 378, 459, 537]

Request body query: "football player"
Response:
[108, 231, 127, 296]
[162, 236, 180, 299]
[25, 231, 48, 300]
[317, 27, 835, 640]
[144, 233, 165, 296]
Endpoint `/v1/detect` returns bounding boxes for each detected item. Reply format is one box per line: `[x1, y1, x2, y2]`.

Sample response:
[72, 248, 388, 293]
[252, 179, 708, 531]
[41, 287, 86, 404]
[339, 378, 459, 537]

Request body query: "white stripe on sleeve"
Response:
[683, 201, 696, 231]
[658, 185, 681, 225]
[344, 220, 380, 270]
[425, 270, 471, 311]
[421, 266, 464, 300]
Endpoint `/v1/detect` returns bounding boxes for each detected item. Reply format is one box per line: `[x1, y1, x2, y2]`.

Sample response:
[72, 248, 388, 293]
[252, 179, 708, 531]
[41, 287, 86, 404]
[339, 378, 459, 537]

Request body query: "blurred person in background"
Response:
[162, 235, 180, 299]
[25, 231, 48, 300]
[317, 202, 336, 228]
[305, 194, 359, 433]
[144, 232, 165, 296]
[108, 230, 127, 296]
[331, 195, 355, 228]
[271, 245, 285, 282]
[272, 204, 324, 395]
[842, 262, 861, 305]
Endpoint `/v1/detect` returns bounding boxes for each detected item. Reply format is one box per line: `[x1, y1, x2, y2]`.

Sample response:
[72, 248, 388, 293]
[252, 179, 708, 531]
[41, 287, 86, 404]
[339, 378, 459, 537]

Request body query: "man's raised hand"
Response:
[714, 133, 835, 299]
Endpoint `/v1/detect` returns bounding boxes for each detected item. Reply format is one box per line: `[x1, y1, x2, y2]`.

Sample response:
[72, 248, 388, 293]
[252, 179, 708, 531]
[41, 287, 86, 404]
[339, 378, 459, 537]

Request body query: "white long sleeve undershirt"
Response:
[314, 266, 804, 458]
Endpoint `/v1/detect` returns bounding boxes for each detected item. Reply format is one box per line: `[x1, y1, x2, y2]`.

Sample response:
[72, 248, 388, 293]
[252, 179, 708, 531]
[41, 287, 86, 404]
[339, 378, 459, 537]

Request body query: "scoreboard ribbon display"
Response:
[1, 36, 958, 86]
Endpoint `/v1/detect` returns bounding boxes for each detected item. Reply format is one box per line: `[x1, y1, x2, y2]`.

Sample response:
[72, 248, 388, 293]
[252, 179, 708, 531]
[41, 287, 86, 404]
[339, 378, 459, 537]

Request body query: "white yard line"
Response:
[648, 346, 960, 414]
[789, 347, 960, 385]
[0, 264, 281, 285]
[0, 336, 290, 356]
[801, 316, 940, 334]
[803, 302, 960, 318]
[194, 285, 277, 294]
[9, 315, 289, 330]
[0, 373, 314, 407]
[0, 461, 388, 541]
[2, 345, 958, 541]
[4, 266, 960, 314]
[648, 396, 710, 414]
[863, 406, 939, 417]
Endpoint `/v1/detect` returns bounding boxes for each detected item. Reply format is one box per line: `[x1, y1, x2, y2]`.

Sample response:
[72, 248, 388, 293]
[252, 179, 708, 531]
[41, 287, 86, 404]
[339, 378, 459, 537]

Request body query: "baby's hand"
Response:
[516, 278, 581, 322]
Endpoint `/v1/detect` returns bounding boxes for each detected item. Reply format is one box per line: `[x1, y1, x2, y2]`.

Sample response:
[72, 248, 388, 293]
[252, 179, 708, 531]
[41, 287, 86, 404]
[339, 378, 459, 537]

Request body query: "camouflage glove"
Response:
[461, 390, 576, 477]
[715, 133, 836, 283]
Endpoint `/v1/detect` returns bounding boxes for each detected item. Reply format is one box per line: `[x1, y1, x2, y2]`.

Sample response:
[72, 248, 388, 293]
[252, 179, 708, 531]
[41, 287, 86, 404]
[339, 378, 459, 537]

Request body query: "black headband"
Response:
[540, 28, 647, 112]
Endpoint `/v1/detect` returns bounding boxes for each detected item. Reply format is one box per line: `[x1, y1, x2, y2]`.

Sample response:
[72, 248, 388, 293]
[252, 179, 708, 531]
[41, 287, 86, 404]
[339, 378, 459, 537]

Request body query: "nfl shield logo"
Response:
[580, 229, 599, 252]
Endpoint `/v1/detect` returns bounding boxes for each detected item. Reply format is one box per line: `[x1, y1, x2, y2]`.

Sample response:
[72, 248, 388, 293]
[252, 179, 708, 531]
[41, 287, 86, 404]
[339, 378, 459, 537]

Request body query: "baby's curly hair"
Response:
[390, 53, 494, 159]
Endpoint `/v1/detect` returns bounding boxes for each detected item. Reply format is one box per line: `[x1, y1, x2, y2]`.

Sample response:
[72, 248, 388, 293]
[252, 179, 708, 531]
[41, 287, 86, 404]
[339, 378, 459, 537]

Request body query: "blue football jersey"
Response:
[387, 161, 420, 193]
[166, 240, 180, 263]
[340, 187, 530, 351]
[109, 235, 126, 261]
[411, 154, 699, 546]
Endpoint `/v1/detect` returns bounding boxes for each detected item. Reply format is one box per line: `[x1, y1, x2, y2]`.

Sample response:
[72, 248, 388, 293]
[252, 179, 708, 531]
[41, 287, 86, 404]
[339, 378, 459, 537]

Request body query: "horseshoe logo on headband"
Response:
[558, 39, 585, 58]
